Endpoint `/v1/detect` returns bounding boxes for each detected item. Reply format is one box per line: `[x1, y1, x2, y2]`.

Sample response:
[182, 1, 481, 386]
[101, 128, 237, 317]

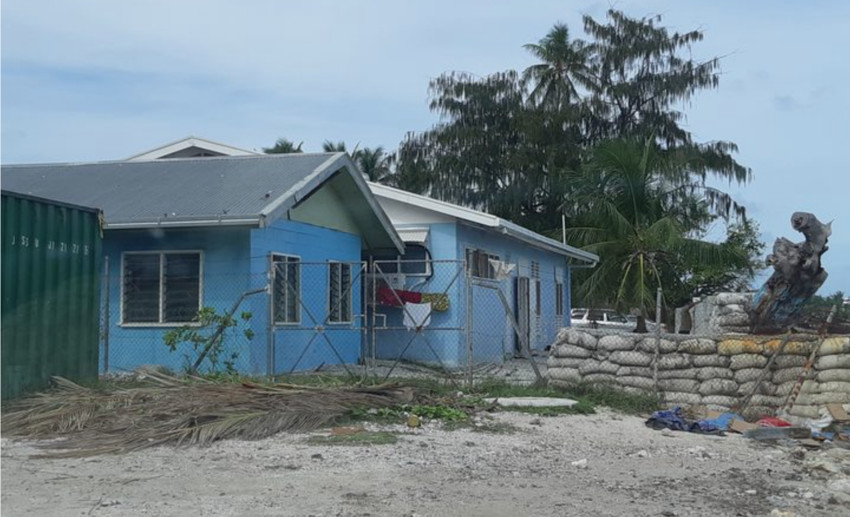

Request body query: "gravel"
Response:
[2, 409, 847, 516]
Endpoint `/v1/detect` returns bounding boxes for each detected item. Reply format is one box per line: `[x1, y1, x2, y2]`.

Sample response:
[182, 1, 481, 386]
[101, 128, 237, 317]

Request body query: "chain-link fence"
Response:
[100, 255, 563, 386]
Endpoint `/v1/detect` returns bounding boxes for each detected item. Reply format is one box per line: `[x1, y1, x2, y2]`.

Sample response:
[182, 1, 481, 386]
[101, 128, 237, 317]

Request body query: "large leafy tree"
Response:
[396, 8, 751, 230]
[567, 138, 749, 330]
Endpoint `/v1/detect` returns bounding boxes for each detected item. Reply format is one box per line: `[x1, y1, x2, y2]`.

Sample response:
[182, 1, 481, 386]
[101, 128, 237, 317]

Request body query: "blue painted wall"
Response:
[101, 220, 365, 376]
[370, 222, 467, 367]
[371, 221, 570, 368]
[101, 227, 255, 374]
[457, 223, 568, 362]
[249, 219, 364, 375]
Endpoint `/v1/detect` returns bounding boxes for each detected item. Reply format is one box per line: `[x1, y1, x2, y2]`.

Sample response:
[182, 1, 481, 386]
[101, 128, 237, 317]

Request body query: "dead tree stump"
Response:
[749, 212, 831, 332]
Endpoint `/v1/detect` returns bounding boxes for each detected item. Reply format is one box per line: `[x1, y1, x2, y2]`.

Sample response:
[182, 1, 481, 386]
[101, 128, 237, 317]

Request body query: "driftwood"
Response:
[749, 212, 831, 332]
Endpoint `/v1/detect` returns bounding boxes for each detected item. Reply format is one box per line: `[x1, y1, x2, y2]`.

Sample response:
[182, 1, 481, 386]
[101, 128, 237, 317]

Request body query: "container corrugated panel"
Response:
[2, 191, 103, 400]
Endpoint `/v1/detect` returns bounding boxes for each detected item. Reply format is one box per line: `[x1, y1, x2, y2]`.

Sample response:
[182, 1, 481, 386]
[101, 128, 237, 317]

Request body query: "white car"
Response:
[570, 308, 631, 330]
[570, 308, 663, 332]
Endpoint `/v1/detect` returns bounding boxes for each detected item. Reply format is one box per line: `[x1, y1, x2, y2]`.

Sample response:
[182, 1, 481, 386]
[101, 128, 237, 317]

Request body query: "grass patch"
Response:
[499, 399, 596, 416]
[557, 383, 661, 415]
[307, 431, 398, 446]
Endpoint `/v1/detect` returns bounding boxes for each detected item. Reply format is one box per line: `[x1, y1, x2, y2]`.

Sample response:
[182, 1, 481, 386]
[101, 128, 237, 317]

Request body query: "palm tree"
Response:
[263, 138, 303, 154]
[567, 138, 748, 332]
[353, 146, 395, 183]
[522, 23, 595, 110]
[322, 141, 348, 152]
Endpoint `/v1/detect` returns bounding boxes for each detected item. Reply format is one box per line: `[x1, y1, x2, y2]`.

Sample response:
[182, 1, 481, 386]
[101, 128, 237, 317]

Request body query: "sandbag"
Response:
[559, 328, 598, 350]
[658, 378, 699, 393]
[701, 395, 739, 408]
[695, 367, 735, 381]
[816, 381, 850, 394]
[771, 367, 805, 384]
[658, 369, 698, 380]
[716, 293, 751, 306]
[719, 304, 744, 315]
[553, 344, 593, 359]
[717, 312, 750, 327]
[618, 376, 656, 390]
[794, 392, 850, 406]
[662, 391, 702, 406]
[679, 338, 718, 355]
[738, 381, 778, 397]
[698, 379, 739, 396]
[692, 354, 731, 368]
[598, 334, 638, 352]
[637, 337, 677, 354]
[815, 354, 850, 370]
[774, 355, 808, 368]
[787, 405, 821, 419]
[546, 357, 581, 369]
[818, 336, 850, 356]
[616, 365, 654, 377]
[816, 369, 850, 383]
[657, 354, 691, 370]
[730, 354, 768, 370]
[579, 360, 619, 375]
[547, 367, 582, 384]
[609, 350, 653, 367]
[734, 368, 764, 384]
[583, 373, 616, 385]
[748, 394, 784, 407]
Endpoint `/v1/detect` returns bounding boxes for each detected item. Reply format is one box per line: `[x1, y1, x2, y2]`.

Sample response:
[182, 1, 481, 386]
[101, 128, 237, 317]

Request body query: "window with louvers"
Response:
[123, 252, 201, 324]
[328, 262, 352, 323]
[273, 255, 301, 324]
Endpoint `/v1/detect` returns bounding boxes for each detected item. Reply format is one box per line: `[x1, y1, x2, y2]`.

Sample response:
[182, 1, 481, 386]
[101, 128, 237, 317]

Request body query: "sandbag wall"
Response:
[548, 328, 850, 420]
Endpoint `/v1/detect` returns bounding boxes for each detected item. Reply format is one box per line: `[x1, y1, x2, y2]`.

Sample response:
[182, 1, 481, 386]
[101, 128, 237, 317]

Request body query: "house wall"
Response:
[102, 220, 365, 376]
[371, 222, 467, 367]
[249, 219, 364, 375]
[101, 227, 254, 374]
[371, 219, 571, 368]
[456, 223, 569, 362]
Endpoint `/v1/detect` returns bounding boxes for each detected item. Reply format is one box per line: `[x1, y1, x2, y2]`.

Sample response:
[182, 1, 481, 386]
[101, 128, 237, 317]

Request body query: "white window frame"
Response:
[372, 244, 433, 277]
[466, 248, 500, 280]
[120, 250, 204, 327]
[272, 253, 301, 326]
[327, 261, 353, 324]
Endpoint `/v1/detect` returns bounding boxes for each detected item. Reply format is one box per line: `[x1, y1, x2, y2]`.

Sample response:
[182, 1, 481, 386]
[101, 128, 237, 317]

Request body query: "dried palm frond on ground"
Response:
[1, 369, 415, 458]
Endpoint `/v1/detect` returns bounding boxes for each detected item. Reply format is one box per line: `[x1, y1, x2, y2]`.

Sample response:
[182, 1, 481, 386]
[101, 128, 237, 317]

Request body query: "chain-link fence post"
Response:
[466, 260, 474, 389]
[101, 255, 110, 374]
[267, 255, 276, 379]
[653, 287, 662, 397]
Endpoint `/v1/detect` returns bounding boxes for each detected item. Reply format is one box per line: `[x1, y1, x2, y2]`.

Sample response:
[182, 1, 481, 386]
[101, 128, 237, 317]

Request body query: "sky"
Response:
[2, 0, 848, 294]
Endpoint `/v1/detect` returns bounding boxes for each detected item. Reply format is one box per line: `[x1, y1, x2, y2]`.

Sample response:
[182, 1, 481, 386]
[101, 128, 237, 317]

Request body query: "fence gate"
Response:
[271, 260, 368, 379]
[369, 259, 467, 384]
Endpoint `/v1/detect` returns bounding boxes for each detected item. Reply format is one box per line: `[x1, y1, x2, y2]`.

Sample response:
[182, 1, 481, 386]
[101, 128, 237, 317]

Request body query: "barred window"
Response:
[273, 254, 300, 324]
[555, 282, 564, 316]
[122, 252, 201, 324]
[328, 262, 352, 323]
[466, 248, 499, 279]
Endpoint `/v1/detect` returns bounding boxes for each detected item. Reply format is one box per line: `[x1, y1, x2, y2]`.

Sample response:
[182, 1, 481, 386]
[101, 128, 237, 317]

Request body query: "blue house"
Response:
[4, 136, 599, 375]
[3, 153, 404, 375]
[366, 183, 598, 368]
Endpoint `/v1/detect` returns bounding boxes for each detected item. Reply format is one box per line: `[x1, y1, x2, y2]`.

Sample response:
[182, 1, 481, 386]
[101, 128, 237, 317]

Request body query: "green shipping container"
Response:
[2, 191, 103, 400]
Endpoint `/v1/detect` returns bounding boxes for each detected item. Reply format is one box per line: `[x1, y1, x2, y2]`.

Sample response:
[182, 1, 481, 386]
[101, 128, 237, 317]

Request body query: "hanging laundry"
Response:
[403, 302, 432, 330]
[420, 293, 450, 312]
[377, 286, 422, 307]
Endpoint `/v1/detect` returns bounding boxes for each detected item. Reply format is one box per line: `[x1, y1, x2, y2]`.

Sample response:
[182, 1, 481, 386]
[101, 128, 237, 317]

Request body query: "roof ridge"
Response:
[2, 152, 342, 168]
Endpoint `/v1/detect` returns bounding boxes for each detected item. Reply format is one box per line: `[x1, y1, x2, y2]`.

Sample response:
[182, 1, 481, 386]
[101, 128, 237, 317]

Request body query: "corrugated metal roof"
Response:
[2, 154, 339, 227]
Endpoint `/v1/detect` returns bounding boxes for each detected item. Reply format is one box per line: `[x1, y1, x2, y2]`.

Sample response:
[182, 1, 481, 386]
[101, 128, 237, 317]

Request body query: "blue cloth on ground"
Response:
[645, 406, 726, 434]
[697, 412, 743, 432]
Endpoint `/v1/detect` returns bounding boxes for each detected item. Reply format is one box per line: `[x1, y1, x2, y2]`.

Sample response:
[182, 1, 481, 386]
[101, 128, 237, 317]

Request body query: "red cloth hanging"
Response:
[377, 286, 422, 307]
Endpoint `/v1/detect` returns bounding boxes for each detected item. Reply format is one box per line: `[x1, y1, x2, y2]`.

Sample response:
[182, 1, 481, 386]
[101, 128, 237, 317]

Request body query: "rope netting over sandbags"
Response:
[547, 328, 850, 419]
